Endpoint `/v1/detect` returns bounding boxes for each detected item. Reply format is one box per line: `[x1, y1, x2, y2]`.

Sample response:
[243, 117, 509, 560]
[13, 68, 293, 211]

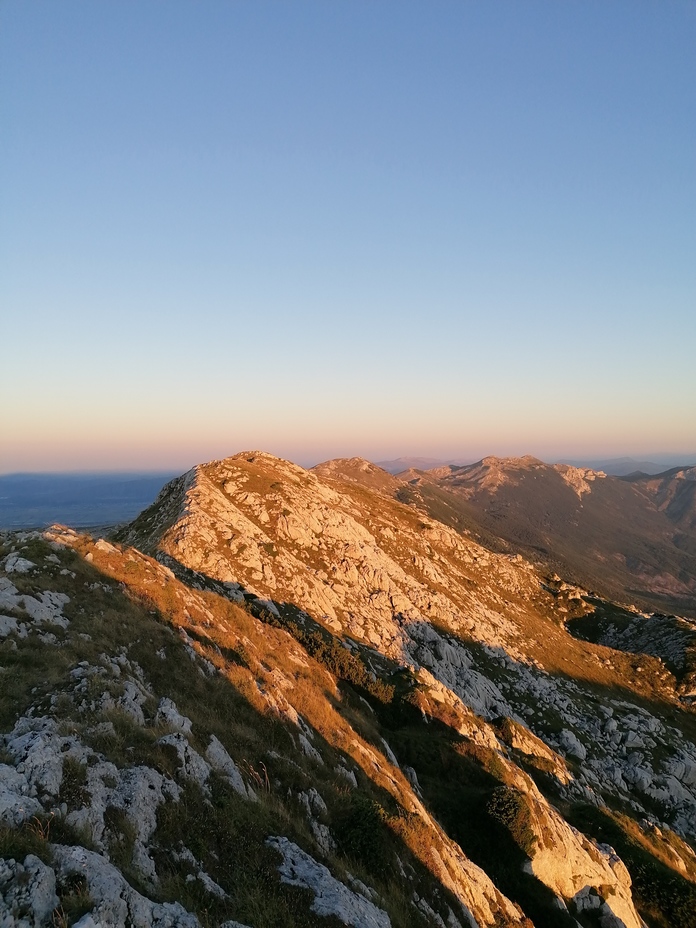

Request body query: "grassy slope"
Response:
[6, 465, 696, 928]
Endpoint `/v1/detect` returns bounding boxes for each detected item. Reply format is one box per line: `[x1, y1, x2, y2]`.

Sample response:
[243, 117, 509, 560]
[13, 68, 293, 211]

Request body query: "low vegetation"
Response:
[3, 446, 696, 928]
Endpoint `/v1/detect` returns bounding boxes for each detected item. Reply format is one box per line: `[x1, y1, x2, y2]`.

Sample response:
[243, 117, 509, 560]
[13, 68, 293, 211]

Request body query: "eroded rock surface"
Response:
[266, 836, 391, 928]
[3, 463, 693, 928]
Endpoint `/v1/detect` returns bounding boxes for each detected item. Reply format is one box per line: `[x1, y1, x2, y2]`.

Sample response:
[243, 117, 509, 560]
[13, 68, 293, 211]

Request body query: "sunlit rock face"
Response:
[122, 451, 550, 658]
[4, 453, 696, 927]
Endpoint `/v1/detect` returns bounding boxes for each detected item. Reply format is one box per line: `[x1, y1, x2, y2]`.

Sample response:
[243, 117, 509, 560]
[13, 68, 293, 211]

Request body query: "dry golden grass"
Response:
[20, 524, 692, 928]
[46, 531, 468, 925]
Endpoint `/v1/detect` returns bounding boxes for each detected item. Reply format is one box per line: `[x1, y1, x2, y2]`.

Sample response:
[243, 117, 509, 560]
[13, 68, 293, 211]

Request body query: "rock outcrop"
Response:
[4, 451, 696, 927]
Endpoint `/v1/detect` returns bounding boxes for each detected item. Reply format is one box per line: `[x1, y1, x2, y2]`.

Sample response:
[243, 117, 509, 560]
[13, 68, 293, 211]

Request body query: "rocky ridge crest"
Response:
[3, 451, 696, 927]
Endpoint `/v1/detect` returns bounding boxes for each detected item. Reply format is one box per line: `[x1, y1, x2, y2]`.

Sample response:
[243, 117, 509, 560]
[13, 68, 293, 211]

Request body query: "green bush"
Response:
[491, 715, 516, 744]
[333, 793, 390, 869]
[0, 822, 51, 864]
[57, 873, 93, 924]
[487, 786, 537, 857]
[103, 805, 137, 874]
[297, 632, 395, 704]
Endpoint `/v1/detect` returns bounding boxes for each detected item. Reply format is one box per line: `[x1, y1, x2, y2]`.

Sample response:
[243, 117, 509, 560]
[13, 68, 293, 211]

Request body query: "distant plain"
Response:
[0, 472, 177, 529]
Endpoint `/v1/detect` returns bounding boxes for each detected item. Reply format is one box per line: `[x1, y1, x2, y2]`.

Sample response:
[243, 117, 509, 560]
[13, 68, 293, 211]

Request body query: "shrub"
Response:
[333, 793, 390, 869]
[491, 715, 516, 744]
[57, 873, 93, 924]
[388, 810, 434, 866]
[487, 786, 537, 857]
[567, 804, 696, 928]
[103, 805, 137, 873]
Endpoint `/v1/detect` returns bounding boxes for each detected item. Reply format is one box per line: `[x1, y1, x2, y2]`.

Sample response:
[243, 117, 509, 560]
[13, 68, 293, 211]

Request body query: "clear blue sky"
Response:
[2, 1, 695, 471]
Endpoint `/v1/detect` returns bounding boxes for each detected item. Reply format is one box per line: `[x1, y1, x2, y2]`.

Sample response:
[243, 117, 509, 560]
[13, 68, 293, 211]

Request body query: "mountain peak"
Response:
[479, 454, 545, 468]
[313, 455, 379, 472]
[312, 457, 399, 493]
[5, 448, 693, 928]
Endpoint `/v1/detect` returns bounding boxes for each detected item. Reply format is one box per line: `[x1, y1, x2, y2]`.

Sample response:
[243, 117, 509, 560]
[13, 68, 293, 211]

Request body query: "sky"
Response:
[1, 1, 695, 472]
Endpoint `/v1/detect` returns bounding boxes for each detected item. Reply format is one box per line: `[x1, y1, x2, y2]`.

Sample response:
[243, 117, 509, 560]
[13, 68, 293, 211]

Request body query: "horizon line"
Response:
[2, 449, 696, 478]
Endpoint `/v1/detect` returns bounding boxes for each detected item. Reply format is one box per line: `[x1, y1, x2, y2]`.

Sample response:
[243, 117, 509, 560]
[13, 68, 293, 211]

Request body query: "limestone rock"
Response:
[0, 854, 58, 926]
[0, 765, 42, 826]
[3, 554, 36, 574]
[265, 836, 391, 928]
[156, 698, 193, 734]
[205, 735, 249, 797]
[558, 729, 587, 761]
[53, 845, 200, 927]
[157, 733, 211, 788]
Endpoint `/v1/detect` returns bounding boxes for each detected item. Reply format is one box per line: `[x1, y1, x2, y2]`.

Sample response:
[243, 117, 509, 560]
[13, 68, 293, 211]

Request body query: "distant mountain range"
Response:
[376, 456, 463, 474]
[559, 456, 696, 476]
[378, 455, 696, 477]
[392, 455, 696, 618]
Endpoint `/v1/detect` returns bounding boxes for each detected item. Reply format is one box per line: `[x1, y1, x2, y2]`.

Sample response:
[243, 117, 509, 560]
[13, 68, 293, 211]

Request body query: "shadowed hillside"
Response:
[392, 456, 696, 619]
[3, 451, 696, 927]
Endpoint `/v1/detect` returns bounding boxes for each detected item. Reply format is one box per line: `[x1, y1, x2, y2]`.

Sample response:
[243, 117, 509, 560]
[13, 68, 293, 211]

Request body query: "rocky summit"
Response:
[2, 452, 696, 927]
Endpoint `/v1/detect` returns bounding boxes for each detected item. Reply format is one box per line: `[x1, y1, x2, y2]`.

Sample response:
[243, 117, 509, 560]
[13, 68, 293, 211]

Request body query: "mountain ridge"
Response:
[3, 450, 696, 927]
[388, 456, 696, 619]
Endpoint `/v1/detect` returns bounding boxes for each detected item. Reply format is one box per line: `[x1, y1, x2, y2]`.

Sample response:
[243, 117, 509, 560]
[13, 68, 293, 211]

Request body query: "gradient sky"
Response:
[2, 1, 695, 472]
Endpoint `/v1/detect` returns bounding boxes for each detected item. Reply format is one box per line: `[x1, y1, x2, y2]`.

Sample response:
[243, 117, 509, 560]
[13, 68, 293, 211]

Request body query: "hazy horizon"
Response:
[2, 448, 695, 478]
